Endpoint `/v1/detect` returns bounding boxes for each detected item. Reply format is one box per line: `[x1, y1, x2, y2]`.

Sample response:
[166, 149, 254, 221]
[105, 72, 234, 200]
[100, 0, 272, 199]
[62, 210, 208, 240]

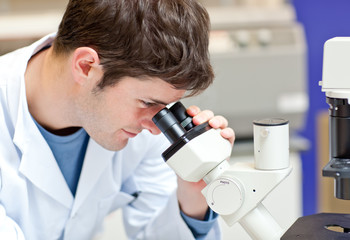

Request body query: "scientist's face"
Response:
[76, 76, 185, 151]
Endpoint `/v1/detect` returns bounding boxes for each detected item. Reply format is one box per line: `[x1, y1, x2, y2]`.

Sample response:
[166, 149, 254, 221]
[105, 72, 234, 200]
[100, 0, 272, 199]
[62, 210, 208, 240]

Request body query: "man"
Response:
[0, 0, 234, 239]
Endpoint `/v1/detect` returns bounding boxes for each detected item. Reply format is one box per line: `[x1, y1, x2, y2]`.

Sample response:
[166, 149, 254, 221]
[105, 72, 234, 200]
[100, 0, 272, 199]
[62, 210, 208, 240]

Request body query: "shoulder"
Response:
[0, 33, 56, 86]
[0, 47, 28, 121]
[0, 48, 26, 85]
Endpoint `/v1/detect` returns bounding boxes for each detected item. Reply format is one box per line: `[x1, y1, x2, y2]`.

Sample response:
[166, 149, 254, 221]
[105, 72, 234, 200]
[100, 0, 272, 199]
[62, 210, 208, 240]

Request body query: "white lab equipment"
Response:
[179, 2, 305, 238]
[282, 37, 350, 239]
[319, 37, 350, 200]
[153, 102, 292, 240]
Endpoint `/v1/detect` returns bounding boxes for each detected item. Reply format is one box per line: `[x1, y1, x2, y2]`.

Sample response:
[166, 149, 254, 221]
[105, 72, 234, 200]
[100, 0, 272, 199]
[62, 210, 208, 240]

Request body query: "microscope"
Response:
[153, 102, 292, 240]
[153, 37, 350, 239]
[282, 37, 350, 239]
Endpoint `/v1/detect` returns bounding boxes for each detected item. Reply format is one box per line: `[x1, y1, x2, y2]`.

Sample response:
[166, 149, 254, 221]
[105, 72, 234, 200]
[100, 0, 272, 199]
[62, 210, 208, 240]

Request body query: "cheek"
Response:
[118, 108, 144, 126]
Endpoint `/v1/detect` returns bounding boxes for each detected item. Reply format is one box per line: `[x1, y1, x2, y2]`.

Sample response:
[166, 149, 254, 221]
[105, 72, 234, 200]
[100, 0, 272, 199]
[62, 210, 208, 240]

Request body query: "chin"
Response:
[88, 130, 130, 151]
[100, 139, 129, 151]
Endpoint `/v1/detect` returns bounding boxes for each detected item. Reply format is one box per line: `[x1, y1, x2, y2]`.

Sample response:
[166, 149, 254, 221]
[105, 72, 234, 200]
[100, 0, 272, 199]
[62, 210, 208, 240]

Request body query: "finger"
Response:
[220, 128, 235, 145]
[192, 110, 214, 125]
[186, 105, 201, 117]
[208, 115, 228, 129]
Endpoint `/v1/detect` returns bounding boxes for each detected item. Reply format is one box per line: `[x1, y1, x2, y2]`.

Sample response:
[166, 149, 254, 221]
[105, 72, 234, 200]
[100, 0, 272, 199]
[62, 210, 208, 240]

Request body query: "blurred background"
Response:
[1, 0, 350, 239]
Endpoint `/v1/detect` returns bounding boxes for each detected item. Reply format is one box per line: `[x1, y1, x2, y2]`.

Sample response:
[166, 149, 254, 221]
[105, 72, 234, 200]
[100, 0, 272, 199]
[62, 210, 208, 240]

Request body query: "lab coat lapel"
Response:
[18, 137, 74, 209]
[14, 90, 73, 208]
[71, 139, 115, 214]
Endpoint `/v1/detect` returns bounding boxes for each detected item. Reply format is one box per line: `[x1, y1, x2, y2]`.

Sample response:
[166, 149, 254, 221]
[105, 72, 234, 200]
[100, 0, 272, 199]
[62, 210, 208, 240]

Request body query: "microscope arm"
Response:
[202, 160, 291, 240]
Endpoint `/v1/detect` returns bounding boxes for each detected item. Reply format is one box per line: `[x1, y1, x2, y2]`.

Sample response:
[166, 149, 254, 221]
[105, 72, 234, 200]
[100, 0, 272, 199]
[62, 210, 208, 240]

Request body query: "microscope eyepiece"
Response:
[152, 108, 186, 144]
[152, 102, 196, 144]
[169, 102, 195, 130]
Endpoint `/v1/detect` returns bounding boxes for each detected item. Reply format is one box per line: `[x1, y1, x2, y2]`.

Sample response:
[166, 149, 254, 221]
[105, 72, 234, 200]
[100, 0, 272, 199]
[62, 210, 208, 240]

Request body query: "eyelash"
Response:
[141, 100, 156, 108]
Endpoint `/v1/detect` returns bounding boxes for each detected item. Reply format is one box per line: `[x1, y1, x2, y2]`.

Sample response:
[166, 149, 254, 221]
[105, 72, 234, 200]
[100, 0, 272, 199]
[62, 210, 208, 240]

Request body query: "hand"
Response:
[187, 105, 235, 146]
[176, 105, 235, 220]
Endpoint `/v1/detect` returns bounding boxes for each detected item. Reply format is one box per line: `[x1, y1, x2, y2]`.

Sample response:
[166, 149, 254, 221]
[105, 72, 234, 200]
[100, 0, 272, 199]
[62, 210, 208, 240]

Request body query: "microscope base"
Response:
[281, 213, 350, 239]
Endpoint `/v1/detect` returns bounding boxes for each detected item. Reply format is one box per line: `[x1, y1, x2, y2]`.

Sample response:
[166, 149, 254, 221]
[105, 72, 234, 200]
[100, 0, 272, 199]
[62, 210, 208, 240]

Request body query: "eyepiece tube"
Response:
[169, 102, 195, 130]
[152, 108, 186, 144]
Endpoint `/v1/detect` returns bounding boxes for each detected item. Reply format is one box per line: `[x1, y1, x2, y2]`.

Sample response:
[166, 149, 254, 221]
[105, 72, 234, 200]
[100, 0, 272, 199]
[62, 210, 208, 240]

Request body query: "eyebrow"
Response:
[149, 98, 169, 106]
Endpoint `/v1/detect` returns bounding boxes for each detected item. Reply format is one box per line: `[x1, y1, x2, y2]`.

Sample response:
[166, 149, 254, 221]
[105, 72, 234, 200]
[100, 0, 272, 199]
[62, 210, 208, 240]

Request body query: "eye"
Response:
[140, 100, 156, 108]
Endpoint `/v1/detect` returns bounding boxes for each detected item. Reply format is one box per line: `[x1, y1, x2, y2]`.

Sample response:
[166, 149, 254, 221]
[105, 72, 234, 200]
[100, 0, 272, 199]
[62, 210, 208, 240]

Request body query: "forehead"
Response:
[117, 76, 186, 103]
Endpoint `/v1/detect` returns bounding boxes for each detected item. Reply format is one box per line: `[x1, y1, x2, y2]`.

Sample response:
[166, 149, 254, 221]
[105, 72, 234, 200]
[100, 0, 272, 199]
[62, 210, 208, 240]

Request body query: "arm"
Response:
[0, 168, 25, 240]
[0, 205, 25, 240]
[180, 208, 219, 240]
[177, 106, 235, 220]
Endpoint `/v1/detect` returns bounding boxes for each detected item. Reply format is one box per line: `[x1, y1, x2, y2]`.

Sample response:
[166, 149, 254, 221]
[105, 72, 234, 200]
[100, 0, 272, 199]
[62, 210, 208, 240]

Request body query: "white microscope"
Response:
[282, 37, 350, 239]
[153, 102, 292, 240]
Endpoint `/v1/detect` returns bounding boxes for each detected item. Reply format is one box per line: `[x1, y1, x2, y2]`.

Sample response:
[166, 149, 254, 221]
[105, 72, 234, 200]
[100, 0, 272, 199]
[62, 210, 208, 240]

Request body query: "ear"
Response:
[71, 47, 101, 85]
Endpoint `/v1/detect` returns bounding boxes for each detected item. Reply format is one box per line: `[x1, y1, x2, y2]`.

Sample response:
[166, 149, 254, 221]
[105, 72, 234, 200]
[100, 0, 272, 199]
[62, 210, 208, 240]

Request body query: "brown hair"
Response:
[53, 0, 213, 96]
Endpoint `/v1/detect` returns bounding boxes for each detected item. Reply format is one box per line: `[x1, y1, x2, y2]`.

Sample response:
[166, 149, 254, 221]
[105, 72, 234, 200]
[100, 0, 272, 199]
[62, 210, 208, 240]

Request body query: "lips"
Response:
[122, 129, 138, 138]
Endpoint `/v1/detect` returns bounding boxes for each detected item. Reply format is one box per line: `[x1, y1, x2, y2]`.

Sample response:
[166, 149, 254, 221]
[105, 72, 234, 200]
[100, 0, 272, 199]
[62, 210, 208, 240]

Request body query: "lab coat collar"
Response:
[12, 62, 74, 208]
[15, 85, 74, 208]
[9, 33, 75, 208]
[7, 33, 56, 128]
[15, 108, 114, 213]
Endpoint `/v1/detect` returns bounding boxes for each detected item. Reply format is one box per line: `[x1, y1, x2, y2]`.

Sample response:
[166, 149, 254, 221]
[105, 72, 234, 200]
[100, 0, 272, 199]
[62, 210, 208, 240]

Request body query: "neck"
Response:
[25, 47, 80, 135]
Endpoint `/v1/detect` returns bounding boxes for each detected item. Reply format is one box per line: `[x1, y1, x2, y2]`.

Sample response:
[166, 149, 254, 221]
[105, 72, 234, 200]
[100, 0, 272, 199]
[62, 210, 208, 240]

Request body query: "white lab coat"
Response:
[0, 34, 220, 240]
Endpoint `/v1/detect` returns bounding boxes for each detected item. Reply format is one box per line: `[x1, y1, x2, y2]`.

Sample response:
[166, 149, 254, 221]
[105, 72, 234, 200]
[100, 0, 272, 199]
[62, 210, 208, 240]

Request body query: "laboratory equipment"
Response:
[153, 102, 292, 240]
[182, 1, 307, 139]
[187, 2, 306, 235]
[282, 37, 350, 239]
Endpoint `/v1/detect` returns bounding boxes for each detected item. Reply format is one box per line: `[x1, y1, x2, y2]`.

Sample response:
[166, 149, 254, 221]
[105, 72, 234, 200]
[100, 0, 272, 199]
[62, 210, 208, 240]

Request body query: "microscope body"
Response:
[153, 103, 291, 240]
[153, 37, 350, 240]
[163, 125, 232, 183]
[282, 37, 350, 239]
[320, 37, 350, 200]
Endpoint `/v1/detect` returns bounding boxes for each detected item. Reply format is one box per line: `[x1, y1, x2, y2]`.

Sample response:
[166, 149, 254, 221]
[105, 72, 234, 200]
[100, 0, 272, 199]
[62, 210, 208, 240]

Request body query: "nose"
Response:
[141, 119, 162, 135]
[140, 108, 164, 135]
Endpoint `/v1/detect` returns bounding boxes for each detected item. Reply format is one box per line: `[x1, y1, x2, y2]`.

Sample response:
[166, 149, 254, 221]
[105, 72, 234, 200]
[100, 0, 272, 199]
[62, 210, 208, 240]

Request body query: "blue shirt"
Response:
[34, 121, 89, 196]
[181, 208, 218, 239]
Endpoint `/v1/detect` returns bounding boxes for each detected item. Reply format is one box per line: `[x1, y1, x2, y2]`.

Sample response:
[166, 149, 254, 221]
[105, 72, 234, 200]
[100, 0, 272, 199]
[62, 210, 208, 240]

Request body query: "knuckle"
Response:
[203, 110, 214, 118]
